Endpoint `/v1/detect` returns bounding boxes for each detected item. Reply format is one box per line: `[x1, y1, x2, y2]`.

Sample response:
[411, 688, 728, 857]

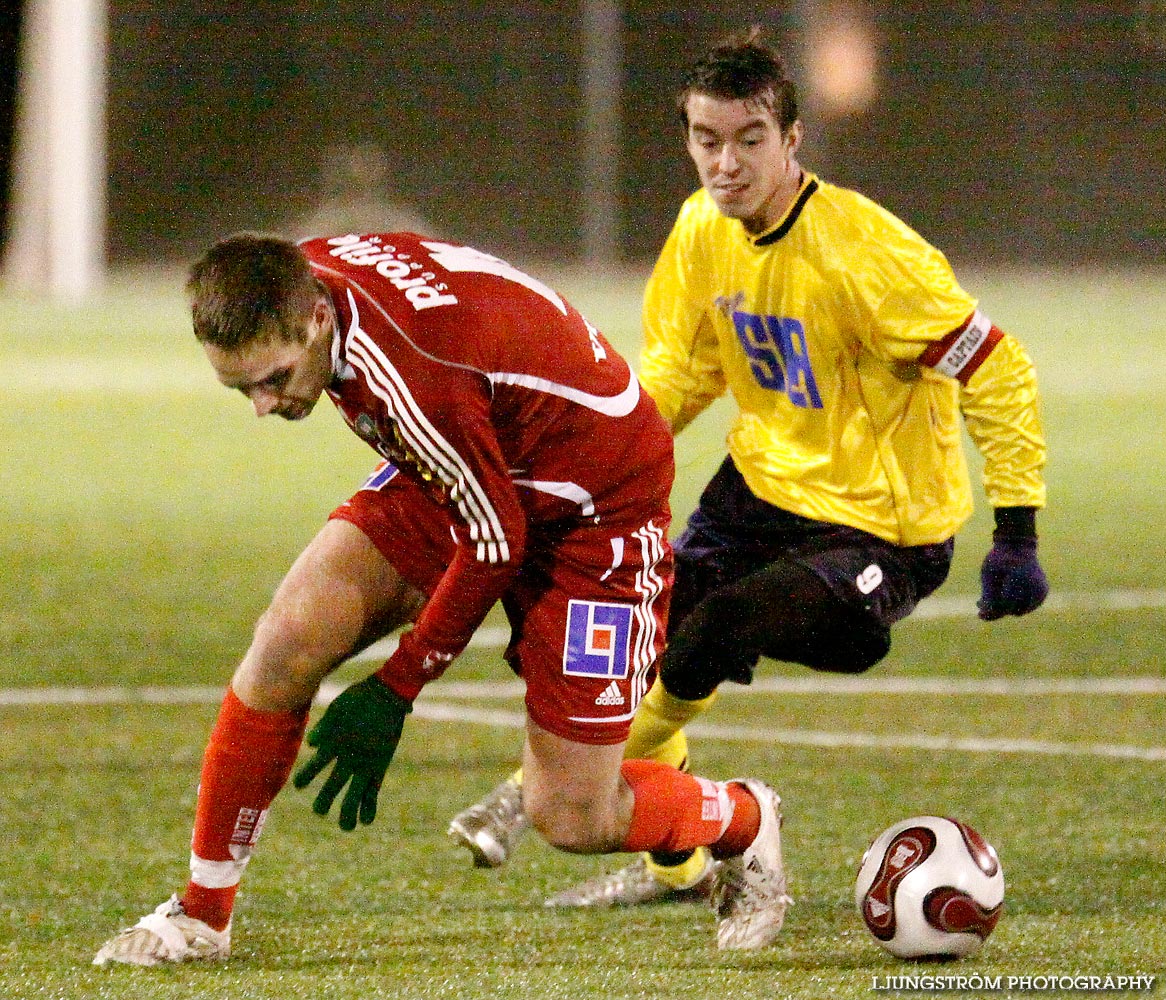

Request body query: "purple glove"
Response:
[978, 509, 1048, 620]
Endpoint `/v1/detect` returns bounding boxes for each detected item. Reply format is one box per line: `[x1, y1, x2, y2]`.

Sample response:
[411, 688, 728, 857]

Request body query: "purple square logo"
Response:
[563, 600, 633, 679]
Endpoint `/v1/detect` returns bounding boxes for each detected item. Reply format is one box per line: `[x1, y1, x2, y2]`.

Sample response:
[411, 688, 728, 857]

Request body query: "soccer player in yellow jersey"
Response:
[449, 27, 1047, 918]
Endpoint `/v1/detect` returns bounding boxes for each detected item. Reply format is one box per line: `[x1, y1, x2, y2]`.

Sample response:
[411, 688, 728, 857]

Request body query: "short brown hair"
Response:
[186, 234, 322, 350]
[677, 27, 799, 132]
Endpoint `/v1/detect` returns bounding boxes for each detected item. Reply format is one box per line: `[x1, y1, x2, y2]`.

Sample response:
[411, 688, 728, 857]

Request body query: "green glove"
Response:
[292, 675, 412, 831]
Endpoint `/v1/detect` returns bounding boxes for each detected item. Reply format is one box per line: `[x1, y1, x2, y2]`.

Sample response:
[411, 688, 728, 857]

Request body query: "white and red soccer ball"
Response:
[855, 816, 1004, 959]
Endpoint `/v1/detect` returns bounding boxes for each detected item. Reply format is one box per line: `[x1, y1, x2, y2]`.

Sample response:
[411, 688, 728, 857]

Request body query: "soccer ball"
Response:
[854, 816, 1004, 960]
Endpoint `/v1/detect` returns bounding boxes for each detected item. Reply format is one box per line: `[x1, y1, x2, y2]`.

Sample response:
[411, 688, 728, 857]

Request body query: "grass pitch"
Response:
[1, 266, 1163, 999]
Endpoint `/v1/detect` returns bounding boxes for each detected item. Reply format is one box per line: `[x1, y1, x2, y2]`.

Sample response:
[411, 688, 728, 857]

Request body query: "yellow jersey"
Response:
[639, 174, 1046, 546]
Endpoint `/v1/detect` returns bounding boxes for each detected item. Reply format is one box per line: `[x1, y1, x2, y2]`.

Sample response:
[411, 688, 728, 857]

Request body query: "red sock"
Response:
[710, 782, 762, 859]
[182, 687, 308, 930]
[618, 760, 761, 856]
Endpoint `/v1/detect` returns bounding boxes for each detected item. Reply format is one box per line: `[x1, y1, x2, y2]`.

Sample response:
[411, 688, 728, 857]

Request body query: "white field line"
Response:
[910, 588, 1166, 618]
[350, 587, 1166, 664]
[4, 677, 1166, 763]
[3, 588, 1163, 761]
[679, 723, 1166, 762]
[4, 673, 1166, 708]
[408, 705, 1166, 763]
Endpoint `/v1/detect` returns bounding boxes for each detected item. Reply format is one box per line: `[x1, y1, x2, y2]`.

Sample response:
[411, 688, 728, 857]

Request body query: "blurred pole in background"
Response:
[3, 0, 106, 298]
[581, 0, 622, 265]
[0, 3, 22, 255]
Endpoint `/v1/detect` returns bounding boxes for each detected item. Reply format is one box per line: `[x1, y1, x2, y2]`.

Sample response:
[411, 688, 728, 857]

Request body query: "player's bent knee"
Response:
[801, 625, 891, 674]
[850, 629, 891, 672]
[234, 608, 342, 710]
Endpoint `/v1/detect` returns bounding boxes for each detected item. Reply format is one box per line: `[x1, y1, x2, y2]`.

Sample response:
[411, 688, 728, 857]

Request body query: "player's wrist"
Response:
[374, 630, 457, 703]
[358, 670, 416, 711]
[373, 659, 423, 703]
[991, 506, 1037, 540]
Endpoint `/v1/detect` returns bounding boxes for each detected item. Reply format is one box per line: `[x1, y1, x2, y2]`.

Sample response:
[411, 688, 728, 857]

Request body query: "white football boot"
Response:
[447, 774, 530, 868]
[545, 851, 719, 908]
[711, 779, 792, 950]
[93, 895, 230, 966]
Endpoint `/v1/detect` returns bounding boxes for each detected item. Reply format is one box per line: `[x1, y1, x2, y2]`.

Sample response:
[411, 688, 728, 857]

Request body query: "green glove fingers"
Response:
[312, 760, 355, 821]
[336, 770, 364, 832]
[291, 734, 332, 792]
[291, 674, 412, 830]
[359, 773, 383, 827]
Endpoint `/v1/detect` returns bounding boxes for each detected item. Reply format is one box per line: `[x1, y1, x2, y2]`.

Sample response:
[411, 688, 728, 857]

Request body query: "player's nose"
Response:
[250, 390, 279, 417]
[716, 143, 741, 173]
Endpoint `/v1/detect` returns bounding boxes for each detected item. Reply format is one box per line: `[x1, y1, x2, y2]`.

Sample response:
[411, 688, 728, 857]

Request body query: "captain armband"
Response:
[917, 309, 1004, 385]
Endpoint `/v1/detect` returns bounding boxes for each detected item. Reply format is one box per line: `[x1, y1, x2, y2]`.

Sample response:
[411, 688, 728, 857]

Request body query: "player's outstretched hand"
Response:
[977, 536, 1049, 620]
[292, 674, 412, 830]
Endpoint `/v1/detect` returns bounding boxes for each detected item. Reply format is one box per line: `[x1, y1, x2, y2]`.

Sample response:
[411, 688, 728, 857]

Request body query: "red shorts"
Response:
[330, 462, 674, 745]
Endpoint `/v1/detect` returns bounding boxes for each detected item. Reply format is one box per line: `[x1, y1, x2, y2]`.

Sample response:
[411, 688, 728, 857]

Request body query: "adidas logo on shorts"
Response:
[594, 681, 625, 706]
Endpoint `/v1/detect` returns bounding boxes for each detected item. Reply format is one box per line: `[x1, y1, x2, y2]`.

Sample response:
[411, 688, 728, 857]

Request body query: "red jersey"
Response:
[302, 233, 674, 665]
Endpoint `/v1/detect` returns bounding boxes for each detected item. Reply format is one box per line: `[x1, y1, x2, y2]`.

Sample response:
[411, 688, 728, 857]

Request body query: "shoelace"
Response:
[714, 862, 789, 912]
[481, 791, 523, 827]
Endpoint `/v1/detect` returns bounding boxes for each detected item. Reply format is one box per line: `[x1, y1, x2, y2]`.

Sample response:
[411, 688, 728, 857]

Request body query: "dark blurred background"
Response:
[4, 1, 1166, 272]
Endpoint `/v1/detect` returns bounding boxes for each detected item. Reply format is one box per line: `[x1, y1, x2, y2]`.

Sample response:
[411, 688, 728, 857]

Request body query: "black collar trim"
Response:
[753, 178, 819, 246]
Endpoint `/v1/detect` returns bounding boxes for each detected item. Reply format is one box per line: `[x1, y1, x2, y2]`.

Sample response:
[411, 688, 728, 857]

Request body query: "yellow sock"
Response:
[626, 681, 719, 887]
[510, 767, 522, 785]
[645, 845, 713, 889]
[634, 728, 690, 771]
[624, 679, 718, 765]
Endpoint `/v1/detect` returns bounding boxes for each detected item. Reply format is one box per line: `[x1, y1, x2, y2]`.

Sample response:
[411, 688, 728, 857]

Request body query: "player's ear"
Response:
[308, 295, 333, 342]
[783, 120, 804, 156]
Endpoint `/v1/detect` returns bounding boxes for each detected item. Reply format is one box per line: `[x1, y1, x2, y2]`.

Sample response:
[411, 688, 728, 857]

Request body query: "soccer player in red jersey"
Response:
[93, 232, 790, 966]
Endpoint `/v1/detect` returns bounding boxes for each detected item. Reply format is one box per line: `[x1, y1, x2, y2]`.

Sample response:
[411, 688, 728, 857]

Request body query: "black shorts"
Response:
[671, 457, 953, 635]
